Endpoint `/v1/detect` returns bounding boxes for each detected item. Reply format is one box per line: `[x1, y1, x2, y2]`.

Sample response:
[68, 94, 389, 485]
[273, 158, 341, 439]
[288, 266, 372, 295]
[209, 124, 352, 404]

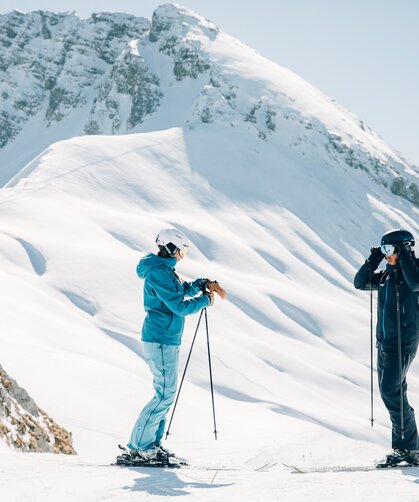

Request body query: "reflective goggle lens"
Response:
[179, 246, 189, 258]
[380, 244, 396, 256]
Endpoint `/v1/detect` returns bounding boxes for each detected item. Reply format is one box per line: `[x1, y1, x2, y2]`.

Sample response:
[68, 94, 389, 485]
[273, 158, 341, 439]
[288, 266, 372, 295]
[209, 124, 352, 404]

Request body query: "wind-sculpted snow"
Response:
[61, 291, 98, 317]
[0, 125, 418, 466]
[15, 238, 47, 276]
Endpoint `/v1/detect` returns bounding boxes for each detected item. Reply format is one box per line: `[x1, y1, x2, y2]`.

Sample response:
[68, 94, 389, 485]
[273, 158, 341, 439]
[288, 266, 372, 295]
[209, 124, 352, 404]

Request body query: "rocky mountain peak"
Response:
[149, 3, 218, 43]
[0, 5, 417, 208]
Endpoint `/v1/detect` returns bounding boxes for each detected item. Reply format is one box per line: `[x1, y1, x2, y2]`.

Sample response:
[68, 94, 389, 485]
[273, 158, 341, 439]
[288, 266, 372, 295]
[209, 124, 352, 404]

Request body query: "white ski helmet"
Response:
[156, 228, 190, 257]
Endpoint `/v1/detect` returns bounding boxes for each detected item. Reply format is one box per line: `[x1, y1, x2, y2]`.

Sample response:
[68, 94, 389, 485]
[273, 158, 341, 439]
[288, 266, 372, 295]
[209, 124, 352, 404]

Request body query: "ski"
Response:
[115, 454, 186, 469]
[282, 462, 419, 474]
[254, 462, 277, 472]
[194, 462, 276, 472]
[112, 458, 276, 471]
[113, 445, 276, 471]
[376, 461, 419, 469]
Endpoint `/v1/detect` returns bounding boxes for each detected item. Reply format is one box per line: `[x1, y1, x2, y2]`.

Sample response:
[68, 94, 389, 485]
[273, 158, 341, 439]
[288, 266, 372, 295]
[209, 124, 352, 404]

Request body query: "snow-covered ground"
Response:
[0, 124, 418, 500]
[1, 4, 419, 501]
[1, 444, 419, 501]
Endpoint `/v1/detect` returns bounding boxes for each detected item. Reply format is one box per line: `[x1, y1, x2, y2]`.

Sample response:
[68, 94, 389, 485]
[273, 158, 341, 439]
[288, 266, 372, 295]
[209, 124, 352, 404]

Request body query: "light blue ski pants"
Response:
[128, 342, 179, 451]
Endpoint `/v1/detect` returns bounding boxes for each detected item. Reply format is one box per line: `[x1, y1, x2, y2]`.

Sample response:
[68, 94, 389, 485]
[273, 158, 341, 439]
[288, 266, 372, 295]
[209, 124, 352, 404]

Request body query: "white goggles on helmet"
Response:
[179, 246, 189, 258]
[163, 241, 189, 258]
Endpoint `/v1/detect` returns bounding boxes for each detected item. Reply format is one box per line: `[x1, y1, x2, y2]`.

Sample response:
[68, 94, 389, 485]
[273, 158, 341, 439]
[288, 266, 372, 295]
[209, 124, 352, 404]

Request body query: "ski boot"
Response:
[376, 449, 419, 468]
[115, 444, 182, 468]
[156, 443, 188, 465]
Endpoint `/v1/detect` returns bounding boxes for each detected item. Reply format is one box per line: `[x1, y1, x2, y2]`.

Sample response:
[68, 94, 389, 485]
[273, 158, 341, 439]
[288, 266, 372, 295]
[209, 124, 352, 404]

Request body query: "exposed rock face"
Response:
[0, 4, 417, 207]
[390, 176, 419, 207]
[149, 3, 216, 80]
[0, 10, 153, 145]
[0, 364, 76, 454]
[86, 41, 162, 134]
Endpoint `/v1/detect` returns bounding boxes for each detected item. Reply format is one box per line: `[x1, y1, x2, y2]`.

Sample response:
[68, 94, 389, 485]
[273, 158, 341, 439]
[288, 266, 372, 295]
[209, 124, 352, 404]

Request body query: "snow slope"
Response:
[0, 3, 419, 501]
[0, 124, 418, 499]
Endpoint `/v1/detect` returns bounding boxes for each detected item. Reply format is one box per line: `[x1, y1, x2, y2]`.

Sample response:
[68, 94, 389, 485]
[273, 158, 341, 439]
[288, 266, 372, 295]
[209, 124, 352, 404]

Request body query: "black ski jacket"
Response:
[354, 249, 419, 353]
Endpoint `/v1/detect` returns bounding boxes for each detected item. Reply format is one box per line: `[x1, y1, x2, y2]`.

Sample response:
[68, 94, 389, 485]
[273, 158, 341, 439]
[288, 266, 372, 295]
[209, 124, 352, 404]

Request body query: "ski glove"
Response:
[205, 280, 227, 300]
[399, 241, 413, 254]
[366, 246, 384, 271]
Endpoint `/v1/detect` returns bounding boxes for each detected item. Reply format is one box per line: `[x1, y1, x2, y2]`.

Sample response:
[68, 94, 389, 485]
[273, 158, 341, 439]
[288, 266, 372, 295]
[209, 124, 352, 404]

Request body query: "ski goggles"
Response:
[164, 242, 189, 258]
[380, 244, 398, 256]
[179, 246, 189, 258]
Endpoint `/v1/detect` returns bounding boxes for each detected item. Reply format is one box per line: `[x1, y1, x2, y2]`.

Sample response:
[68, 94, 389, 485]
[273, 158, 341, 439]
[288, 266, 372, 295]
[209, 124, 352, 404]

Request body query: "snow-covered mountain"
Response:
[0, 4, 419, 501]
[0, 4, 418, 209]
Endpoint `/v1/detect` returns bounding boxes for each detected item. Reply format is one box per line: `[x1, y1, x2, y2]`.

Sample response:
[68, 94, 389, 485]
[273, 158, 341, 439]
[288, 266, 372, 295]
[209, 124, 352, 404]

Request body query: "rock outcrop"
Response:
[0, 364, 76, 454]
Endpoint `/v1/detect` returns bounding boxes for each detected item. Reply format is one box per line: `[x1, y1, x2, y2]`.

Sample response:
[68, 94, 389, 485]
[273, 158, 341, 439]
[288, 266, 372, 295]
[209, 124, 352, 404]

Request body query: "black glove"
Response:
[366, 246, 384, 270]
[201, 279, 210, 293]
[398, 242, 412, 259]
[400, 241, 412, 254]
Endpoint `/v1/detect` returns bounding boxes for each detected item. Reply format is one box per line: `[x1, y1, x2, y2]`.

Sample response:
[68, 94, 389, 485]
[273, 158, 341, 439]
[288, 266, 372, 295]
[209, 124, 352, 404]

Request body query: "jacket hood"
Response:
[137, 253, 176, 278]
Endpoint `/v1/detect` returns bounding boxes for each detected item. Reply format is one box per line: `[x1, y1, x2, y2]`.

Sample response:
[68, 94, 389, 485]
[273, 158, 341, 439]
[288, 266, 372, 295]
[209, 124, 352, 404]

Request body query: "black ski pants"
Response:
[377, 348, 418, 451]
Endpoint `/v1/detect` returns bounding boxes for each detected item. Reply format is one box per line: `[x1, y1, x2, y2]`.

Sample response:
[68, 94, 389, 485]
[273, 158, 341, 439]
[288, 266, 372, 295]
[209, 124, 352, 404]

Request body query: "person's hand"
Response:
[206, 280, 227, 300]
[366, 246, 384, 270]
[370, 246, 384, 259]
[203, 290, 215, 306]
[400, 241, 412, 254]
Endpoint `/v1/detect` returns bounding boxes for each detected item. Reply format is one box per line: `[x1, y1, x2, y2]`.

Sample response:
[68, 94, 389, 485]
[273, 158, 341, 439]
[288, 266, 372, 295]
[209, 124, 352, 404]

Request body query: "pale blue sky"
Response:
[1, 0, 418, 165]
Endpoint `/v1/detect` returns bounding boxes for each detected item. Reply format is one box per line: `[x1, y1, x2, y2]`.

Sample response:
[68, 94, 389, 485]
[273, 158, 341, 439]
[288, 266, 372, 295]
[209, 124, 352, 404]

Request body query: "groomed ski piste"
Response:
[1, 4, 419, 502]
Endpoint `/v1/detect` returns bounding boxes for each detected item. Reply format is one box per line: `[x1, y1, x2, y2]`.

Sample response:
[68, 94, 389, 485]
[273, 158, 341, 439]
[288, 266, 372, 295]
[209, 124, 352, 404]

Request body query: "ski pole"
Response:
[369, 272, 374, 428]
[204, 308, 218, 440]
[165, 309, 204, 439]
[395, 269, 405, 440]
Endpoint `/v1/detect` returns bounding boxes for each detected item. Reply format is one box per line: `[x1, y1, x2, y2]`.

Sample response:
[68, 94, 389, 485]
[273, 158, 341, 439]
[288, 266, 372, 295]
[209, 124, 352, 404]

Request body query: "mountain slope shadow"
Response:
[15, 238, 47, 276]
[229, 294, 284, 332]
[109, 231, 143, 252]
[254, 248, 287, 274]
[61, 291, 98, 316]
[103, 329, 144, 358]
[270, 296, 322, 337]
[212, 384, 362, 441]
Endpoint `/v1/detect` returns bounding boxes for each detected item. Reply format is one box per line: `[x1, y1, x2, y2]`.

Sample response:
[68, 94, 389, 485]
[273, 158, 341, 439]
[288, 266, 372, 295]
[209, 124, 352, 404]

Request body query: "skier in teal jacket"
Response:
[126, 228, 214, 463]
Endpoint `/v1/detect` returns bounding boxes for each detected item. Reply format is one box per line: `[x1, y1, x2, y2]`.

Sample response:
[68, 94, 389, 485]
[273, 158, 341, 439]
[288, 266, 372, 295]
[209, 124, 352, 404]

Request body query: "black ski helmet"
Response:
[380, 229, 415, 249]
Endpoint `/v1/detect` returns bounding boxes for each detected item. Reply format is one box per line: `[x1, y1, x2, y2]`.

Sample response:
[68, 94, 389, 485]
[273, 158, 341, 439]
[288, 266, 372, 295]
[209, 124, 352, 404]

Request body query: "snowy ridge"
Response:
[0, 4, 418, 207]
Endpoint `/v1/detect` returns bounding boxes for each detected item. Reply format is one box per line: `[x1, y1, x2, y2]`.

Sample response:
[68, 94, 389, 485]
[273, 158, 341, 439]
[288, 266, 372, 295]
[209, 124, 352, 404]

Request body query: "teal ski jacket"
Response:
[137, 253, 210, 345]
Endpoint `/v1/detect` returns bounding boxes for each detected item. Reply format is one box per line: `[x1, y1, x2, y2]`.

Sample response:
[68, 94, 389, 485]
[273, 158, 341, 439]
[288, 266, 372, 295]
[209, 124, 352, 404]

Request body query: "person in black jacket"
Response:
[354, 228, 419, 467]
